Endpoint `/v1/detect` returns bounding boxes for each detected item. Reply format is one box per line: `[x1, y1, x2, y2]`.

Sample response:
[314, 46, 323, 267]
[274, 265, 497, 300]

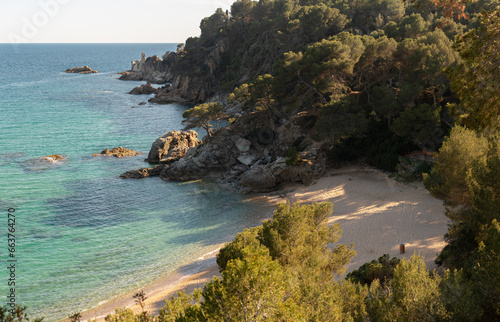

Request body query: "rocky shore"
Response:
[118, 41, 227, 105]
[121, 113, 326, 193]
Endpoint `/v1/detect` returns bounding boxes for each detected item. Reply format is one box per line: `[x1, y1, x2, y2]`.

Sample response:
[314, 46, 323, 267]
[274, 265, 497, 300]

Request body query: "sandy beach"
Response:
[78, 165, 449, 321]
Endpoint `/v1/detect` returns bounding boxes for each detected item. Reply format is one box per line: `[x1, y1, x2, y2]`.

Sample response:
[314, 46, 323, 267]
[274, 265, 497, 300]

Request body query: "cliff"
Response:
[118, 52, 175, 84]
[119, 40, 228, 104]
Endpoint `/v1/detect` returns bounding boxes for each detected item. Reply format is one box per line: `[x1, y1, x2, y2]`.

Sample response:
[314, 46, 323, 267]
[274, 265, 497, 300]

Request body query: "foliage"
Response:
[259, 202, 356, 276]
[447, 10, 500, 132]
[367, 255, 449, 321]
[285, 146, 301, 165]
[395, 156, 434, 182]
[315, 96, 369, 144]
[229, 74, 279, 129]
[0, 305, 43, 322]
[347, 254, 401, 286]
[276, 32, 365, 108]
[69, 312, 82, 322]
[424, 125, 488, 204]
[105, 308, 144, 322]
[158, 202, 359, 321]
[203, 245, 291, 321]
[133, 290, 148, 314]
[391, 103, 441, 146]
[216, 226, 262, 272]
[182, 102, 227, 137]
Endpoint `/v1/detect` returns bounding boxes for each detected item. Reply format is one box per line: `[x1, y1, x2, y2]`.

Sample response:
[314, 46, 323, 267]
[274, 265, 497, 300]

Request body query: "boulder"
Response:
[93, 147, 142, 158]
[146, 130, 200, 164]
[129, 82, 158, 95]
[239, 165, 277, 192]
[237, 153, 257, 166]
[233, 136, 251, 152]
[65, 66, 98, 74]
[120, 165, 165, 178]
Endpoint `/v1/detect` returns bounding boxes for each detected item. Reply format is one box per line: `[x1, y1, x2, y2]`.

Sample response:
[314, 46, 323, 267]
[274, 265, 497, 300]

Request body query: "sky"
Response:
[0, 0, 235, 44]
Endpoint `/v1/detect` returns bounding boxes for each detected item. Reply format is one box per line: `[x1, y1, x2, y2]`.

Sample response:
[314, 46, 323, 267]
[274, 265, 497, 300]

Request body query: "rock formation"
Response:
[145, 130, 200, 164]
[119, 41, 227, 104]
[122, 113, 326, 193]
[129, 82, 158, 95]
[65, 66, 98, 74]
[93, 147, 142, 158]
[118, 53, 173, 84]
[149, 41, 227, 105]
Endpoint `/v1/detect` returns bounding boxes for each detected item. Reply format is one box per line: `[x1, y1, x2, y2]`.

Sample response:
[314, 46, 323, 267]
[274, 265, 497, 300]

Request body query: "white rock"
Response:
[237, 154, 257, 166]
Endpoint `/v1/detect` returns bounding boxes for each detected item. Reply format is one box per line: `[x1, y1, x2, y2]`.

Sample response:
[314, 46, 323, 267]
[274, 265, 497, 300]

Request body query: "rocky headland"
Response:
[65, 66, 98, 74]
[93, 147, 142, 158]
[119, 41, 227, 105]
[118, 52, 173, 84]
[121, 113, 326, 193]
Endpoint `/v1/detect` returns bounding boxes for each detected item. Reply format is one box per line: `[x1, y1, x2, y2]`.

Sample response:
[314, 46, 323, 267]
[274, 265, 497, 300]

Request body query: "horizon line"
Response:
[0, 42, 183, 44]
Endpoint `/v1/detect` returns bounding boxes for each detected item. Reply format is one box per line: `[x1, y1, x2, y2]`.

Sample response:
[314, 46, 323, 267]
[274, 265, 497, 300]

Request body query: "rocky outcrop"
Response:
[129, 82, 158, 95]
[119, 40, 227, 104]
[93, 147, 142, 158]
[65, 66, 98, 74]
[118, 53, 174, 84]
[145, 130, 200, 164]
[122, 113, 326, 193]
[149, 41, 227, 104]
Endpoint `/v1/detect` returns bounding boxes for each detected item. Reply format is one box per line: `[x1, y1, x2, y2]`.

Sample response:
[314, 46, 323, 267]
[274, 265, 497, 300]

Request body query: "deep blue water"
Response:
[0, 44, 268, 320]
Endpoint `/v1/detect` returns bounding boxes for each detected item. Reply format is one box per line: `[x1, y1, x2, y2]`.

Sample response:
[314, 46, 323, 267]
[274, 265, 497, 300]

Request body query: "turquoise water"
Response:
[0, 44, 268, 320]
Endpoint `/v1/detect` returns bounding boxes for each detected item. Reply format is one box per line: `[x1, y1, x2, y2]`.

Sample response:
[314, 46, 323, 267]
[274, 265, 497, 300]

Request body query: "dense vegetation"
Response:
[178, 0, 497, 172]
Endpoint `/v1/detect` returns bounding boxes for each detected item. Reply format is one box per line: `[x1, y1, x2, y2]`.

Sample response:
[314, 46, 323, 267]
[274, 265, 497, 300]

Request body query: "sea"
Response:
[0, 43, 270, 320]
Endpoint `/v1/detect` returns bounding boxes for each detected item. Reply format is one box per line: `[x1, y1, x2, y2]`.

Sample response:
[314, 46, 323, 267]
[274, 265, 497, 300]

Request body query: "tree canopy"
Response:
[182, 102, 227, 137]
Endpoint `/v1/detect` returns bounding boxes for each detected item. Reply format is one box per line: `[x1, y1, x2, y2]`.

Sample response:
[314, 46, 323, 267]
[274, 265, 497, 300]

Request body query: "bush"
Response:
[285, 146, 301, 165]
[347, 254, 400, 286]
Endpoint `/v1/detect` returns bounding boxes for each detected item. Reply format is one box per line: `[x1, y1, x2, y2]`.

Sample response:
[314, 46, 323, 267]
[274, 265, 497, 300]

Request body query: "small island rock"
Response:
[64, 66, 98, 74]
[93, 147, 141, 158]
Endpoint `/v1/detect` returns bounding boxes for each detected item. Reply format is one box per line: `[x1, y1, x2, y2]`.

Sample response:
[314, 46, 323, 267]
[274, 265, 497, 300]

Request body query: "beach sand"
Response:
[78, 165, 449, 321]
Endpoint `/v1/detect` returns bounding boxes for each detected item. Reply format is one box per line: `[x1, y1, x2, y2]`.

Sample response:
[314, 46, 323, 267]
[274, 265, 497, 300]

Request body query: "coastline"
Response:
[77, 165, 449, 321]
[77, 248, 224, 321]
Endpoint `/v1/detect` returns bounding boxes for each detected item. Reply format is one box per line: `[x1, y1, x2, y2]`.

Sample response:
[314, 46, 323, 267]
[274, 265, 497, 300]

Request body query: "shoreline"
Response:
[77, 248, 224, 321]
[77, 165, 449, 321]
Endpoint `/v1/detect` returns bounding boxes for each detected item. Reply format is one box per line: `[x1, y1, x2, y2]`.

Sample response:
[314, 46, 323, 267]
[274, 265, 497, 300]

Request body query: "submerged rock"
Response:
[129, 82, 158, 95]
[21, 154, 68, 171]
[65, 66, 98, 74]
[93, 147, 142, 158]
[120, 165, 165, 178]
